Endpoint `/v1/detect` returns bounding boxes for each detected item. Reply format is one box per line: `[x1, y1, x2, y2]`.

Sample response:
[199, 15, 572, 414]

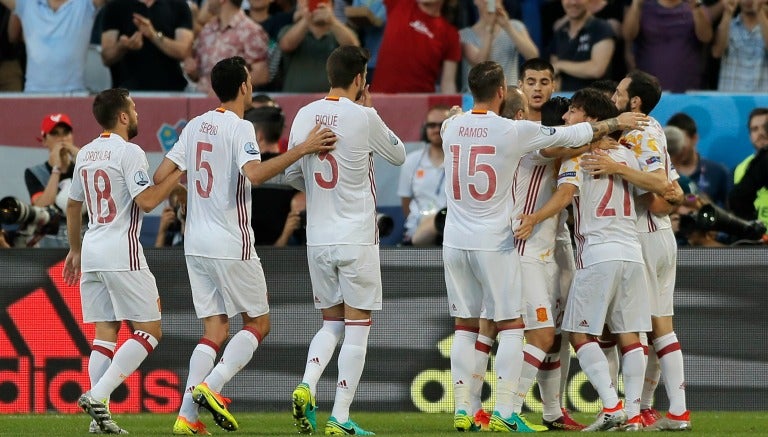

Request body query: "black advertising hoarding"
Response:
[1, 248, 767, 414]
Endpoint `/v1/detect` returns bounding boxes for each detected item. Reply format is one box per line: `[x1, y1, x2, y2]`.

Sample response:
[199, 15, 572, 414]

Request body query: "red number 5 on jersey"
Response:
[449, 144, 497, 201]
[314, 151, 339, 189]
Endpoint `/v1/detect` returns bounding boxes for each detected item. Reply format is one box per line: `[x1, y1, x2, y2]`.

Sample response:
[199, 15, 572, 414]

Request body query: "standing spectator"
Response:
[185, 0, 270, 94]
[153, 56, 335, 434]
[549, 0, 615, 91]
[397, 104, 449, 245]
[246, 0, 294, 90]
[345, 0, 387, 81]
[373, 0, 461, 93]
[278, 0, 360, 92]
[459, 0, 539, 91]
[285, 46, 405, 436]
[667, 112, 731, 206]
[101, 0, 194, 91]
[731, 107, 768, 224]
[24, 113, 80, 248]
[65, 88, 184, 434]
[0, 4, 23, 91]
[623, 0, 713, 92]
[712, 0, 768, 92]
[0, 0, 102, 93]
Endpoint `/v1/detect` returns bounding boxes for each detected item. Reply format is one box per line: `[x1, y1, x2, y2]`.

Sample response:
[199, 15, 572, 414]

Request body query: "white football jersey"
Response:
[69, 133, 151, 272]
[557, 147, 644, 268]
[620, 117, 680, 233]
[166, 108, 261, 260]
[285, 96, 406, 246]
[511, 151, 559, 261]
[441, 110, 593, 251]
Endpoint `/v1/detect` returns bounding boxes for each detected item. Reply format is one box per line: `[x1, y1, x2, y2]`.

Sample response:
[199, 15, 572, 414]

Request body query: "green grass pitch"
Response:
[3, 411, 768, 435]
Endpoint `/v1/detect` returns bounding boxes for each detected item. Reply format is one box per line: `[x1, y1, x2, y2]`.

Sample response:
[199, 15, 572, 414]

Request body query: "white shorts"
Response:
[307, 245, 382, 311]
[443, 247, 523, 322]
[80, 269, 161, 323]
[562, 260, 651, 336]
[639, 229, 677, 317]
[186, 255, 270, 319]
[520, 257, 558, 331]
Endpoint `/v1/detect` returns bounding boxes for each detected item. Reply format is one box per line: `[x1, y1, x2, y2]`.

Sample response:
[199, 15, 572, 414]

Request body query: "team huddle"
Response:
[60, 48, 688, 435]
[442, 61, 690, 432]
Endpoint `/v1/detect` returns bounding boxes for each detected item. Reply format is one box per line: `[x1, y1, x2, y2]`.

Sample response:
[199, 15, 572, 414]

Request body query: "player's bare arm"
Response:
[540, 144, 591, 159]
[515, 183, 576, 240]
[63, 198, 84, 286]
[581, 150, 669, 195]
[244, 124, 336, 186]
[135, 168, 184, 213]
[589, 112, 649, 140]
[153, 157, 182, 185]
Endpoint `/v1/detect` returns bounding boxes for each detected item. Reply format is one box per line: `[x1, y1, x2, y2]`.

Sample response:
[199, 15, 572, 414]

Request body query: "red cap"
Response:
[40, 113, 73, 138]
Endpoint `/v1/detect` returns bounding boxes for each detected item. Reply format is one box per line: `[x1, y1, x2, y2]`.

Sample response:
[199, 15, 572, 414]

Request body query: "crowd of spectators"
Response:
[2, 0, 766, 95]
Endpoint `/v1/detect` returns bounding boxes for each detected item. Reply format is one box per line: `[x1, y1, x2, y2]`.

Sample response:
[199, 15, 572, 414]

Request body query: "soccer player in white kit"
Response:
[64, 88, 184, 434]
[153, 57, 336, 434]
[441, 62, 646, 433]
[284, 46, 406, 436]
[581, 71, 689, 431]
[517, 89, 664, 432]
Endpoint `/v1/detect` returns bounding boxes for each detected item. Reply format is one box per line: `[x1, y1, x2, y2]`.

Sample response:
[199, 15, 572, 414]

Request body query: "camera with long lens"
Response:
[0, 196, 62, 247]
[679, 203, 767, 242]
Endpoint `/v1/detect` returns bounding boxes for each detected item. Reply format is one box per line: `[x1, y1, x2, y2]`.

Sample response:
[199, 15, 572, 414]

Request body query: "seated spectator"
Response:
[24, 114, 80, 248]
[278, 0, 359, 92]
[731, 107, 768, 223]
[345, 0, 386, 82]
[0, 4, 23, 91]
[155, 184, 187, 247]
[396, 104, 449, 245]
[549, 0, 615, 91]
[623, 0, 712, 92]
[373, 0, 461, 93]
[667, 112, 731, 206]
[459, 0, 538, 91]
[1, 0, 102, 93]
[184, 0, 270, 94]
[101, 0, 194, 91]
[712, 0, 768, 92]
[245, 103, 301, 245]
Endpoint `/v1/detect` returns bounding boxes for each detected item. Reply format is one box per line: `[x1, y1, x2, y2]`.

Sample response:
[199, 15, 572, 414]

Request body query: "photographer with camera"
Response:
[154, 184, 187, 247]
[22, 113, 81, 248]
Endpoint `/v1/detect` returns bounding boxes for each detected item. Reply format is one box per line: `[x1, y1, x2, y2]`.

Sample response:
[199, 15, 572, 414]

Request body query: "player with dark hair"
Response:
[65, 88, 184, 434]
[153, 56, 335, 434]
[443, 61, 647, 433]
[285, 45, 406, 436]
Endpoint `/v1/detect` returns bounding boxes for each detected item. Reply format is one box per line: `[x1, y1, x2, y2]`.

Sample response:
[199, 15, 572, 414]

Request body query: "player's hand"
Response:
[448, 105, 463, 117]
[183, 57, 198, 76]
[63, 250, 81, 286]
[301, 124, 337, 155]
[514, 214, 537, 240]
[617, 112, 649, 131]
[591, 137, 619, 151]
[580, 150, 621, 175]
[662, 182, 684, 206]
[356, 84, 372, 107]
